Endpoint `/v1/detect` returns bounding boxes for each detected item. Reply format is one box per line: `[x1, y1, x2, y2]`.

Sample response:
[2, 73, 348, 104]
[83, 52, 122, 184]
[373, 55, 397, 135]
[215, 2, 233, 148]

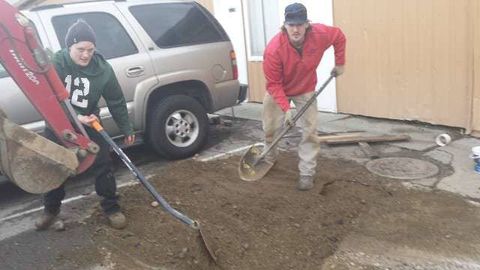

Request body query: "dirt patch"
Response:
[79, 153, 480, 270]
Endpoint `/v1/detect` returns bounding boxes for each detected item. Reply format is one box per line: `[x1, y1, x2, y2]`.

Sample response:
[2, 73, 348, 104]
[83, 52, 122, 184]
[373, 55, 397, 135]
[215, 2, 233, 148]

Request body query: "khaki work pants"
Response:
[262, 92, 319, 176]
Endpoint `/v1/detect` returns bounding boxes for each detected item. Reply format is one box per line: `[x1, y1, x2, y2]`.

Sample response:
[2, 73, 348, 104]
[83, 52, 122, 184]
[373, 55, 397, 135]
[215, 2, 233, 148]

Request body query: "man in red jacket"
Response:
[262, 3, 346, 191]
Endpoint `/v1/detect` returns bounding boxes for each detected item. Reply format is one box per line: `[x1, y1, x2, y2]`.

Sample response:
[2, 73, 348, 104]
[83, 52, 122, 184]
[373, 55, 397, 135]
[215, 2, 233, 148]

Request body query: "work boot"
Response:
[297, 175, 314, 191]
[107, 211, 127, 230]
[35, 211, 58, 231]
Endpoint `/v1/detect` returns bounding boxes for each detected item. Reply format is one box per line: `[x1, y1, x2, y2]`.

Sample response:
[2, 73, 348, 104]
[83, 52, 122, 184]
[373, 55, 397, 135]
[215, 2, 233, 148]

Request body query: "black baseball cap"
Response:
[284, 3, 308, 25]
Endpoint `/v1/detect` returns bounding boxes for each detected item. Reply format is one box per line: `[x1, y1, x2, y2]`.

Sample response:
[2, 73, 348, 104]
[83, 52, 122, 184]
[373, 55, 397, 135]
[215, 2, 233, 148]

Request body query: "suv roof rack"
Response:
[30, 4, 63, 11]
[29, 0, 125, 11]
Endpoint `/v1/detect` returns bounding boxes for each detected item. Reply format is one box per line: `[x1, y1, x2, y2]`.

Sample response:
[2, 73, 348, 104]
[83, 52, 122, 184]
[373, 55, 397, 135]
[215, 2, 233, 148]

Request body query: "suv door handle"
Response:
[126, 66, 145, 77]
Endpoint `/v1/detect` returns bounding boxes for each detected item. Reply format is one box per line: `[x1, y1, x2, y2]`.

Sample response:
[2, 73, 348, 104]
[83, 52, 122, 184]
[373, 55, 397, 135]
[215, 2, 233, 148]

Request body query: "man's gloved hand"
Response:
[331, 65, 345, 77]
[77, 114, 99, 125]
[124, 134, 136, 146]
[284, 109, 294, 127]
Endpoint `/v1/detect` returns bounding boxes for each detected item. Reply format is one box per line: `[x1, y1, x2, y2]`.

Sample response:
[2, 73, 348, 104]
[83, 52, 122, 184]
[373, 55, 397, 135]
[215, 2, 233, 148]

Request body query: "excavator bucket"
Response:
[0, 109, 78, 194]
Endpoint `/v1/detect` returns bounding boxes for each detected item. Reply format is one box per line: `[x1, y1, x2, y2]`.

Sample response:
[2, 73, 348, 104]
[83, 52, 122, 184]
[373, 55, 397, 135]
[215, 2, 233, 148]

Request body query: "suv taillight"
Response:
[230, 50, 238, 80]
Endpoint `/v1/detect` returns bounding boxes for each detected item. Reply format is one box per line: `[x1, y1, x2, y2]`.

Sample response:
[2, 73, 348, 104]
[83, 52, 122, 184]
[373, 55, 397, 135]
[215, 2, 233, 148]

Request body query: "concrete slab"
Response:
[318, 111, 351, 123]
[320, 116, 448, 151]
[424, 148, 455, 165]
[320, 144, 371, 164]
[216, 102, 263, 121]
[435, 138, 480, 199]
[405, 177, 438, 189]
[217, 103, 350, 127]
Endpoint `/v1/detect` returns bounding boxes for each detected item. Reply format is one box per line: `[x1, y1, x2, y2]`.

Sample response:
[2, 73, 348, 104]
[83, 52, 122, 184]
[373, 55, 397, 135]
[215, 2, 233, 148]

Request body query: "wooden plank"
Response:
[324, 134, 410, 145]
[314, 132, 365, 143]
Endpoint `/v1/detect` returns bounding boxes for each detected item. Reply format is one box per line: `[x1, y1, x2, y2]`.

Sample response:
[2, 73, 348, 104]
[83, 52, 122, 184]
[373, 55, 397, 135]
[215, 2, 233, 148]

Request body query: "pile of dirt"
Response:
[75, 149, 480, 270]
[84, 153, 398, 270]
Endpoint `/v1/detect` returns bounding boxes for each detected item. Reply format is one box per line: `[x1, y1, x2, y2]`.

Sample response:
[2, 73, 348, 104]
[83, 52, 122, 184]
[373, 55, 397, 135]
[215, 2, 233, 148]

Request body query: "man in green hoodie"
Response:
[35, 19, 135, 230]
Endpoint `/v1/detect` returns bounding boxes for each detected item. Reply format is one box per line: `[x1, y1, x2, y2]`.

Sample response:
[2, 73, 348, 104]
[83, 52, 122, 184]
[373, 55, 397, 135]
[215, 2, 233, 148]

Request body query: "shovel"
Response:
[239, 75, 334, 181]
[91, 120, 217, 263]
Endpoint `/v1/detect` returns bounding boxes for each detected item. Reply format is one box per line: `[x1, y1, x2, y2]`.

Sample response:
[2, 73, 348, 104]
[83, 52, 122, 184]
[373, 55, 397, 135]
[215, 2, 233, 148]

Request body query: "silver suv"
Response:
[0, 0, 246, 159]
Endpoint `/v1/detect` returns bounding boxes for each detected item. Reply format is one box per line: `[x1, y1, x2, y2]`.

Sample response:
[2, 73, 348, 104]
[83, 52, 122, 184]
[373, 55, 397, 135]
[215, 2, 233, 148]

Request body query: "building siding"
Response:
[334, 0, 473, 131]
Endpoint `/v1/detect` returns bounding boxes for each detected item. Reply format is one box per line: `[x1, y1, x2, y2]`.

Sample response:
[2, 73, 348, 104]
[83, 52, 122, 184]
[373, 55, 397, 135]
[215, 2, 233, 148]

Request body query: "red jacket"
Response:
[263, 23, 346, 112]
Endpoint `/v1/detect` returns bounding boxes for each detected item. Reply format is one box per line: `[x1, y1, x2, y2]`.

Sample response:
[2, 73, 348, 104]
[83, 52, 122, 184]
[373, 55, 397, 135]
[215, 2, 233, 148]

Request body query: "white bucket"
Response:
[472, 146, 480, 159]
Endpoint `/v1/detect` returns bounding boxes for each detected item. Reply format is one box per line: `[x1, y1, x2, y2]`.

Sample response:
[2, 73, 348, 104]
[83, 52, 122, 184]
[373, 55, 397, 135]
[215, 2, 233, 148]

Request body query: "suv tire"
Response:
[148, 95, 208, 159]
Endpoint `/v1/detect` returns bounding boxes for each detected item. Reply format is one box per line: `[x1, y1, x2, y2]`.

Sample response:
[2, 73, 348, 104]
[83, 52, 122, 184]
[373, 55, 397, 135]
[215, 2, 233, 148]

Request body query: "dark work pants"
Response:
[43, 125, 120, 215]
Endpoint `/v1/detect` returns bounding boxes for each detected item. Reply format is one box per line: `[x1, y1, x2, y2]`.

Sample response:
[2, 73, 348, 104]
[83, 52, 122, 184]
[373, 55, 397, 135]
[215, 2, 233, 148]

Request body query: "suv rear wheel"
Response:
[148, 95, 208, 159]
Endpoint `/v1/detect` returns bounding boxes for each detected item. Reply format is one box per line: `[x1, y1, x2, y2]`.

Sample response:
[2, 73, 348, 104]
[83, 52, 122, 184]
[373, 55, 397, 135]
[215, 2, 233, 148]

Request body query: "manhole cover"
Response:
[365, 157, 439, 180]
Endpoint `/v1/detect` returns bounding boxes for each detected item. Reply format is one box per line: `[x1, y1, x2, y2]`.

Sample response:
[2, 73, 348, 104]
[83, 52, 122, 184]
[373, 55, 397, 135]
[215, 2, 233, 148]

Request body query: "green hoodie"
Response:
[52, 49, 133, 136]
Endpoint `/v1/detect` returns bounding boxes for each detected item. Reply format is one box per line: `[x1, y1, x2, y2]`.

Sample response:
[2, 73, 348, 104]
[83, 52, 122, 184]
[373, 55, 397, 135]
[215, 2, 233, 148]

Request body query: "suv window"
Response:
[52, 12, 138, 59]
[130, 3, 228, 48]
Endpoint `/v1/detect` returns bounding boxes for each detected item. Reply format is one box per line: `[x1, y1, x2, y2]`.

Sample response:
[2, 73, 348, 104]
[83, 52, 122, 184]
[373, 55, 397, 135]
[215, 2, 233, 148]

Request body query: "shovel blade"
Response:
[0, 112, 78, 194]
[238, 144, 274, 181]
[197, 227, 218, 263]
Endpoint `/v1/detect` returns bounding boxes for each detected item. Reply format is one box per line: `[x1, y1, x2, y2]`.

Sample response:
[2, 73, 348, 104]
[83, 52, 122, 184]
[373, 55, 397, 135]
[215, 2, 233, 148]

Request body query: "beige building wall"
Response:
[334, 0, 474, 131]
[473, 0, 480, 136]
[195, 0, 213, 12]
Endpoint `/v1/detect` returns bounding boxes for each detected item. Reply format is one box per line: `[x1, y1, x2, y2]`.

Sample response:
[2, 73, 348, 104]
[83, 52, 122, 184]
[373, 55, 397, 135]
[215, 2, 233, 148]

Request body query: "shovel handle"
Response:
[254, 75, 335, 164]
[92, 119, 198, 228]
[91, 120, 104, 132]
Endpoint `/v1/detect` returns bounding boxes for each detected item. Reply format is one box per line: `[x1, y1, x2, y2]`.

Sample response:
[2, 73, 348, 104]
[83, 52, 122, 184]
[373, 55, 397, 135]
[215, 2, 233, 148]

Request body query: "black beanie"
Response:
[65, 19, 96, 48]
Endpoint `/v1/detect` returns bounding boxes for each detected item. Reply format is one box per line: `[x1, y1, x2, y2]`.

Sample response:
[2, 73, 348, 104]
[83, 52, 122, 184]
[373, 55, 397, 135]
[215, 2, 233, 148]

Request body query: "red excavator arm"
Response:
[0, 0, 98, 193]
